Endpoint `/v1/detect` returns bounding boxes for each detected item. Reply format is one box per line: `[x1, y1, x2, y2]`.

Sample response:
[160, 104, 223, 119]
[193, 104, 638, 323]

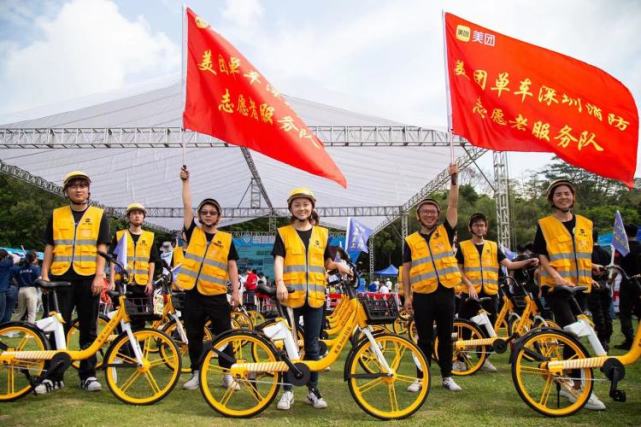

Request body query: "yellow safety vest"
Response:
[172, 246, 184, 268]
[278, 225, 328, 309]
[539, 214, 593, 291]
[115, 229, 154, 285]
[459, 240, 499, 295]
[176, 228, 231, 296]
[51, 206, 103, 276]
[406, 225, 461, 294]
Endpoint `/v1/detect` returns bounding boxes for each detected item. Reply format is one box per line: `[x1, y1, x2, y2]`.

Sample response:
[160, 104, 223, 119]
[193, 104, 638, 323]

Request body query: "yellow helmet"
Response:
[287, 187, 316, 208]
[546, 179, 575, 201]
[63, 171, 91, 189]
[126, 202, 146, 216]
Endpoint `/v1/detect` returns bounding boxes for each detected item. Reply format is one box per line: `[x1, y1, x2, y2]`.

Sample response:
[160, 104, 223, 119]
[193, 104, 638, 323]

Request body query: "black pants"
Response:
[413, 286, 455, 378]
[183, 291, 232, 371]
[284, 303, 324, 391]
[542, 287, 582, 328]
[619, 278, 641, 343]
[587, 287, 613, 348]
[51, 277, 100, 381]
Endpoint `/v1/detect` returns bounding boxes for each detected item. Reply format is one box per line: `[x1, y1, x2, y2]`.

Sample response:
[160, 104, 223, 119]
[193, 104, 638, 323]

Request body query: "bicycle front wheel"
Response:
[104, 328, 181, 405]
[161, 319, 212, 373]
[0, 323, 49, 401]
[512, 330, 593, 417]
[347, 334, 430, 420]
[200, 331, 280, 418]
[435, 319, 488, 376]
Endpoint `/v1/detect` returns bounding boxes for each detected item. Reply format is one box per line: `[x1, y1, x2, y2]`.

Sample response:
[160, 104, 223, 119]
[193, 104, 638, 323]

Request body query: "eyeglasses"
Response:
[200, 210, 219, 216]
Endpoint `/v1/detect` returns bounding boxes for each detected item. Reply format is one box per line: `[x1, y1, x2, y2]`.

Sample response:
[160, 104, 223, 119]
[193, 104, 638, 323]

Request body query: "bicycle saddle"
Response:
[34, 279, 71, 289]
[553, 285, 587, 295]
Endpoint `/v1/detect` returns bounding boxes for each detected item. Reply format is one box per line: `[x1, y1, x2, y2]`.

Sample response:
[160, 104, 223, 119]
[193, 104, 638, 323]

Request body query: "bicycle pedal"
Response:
[611, 389, 626, 402]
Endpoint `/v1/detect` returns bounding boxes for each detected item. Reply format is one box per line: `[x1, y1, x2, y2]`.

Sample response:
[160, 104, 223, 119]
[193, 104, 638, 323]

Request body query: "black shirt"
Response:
[455, 241, 507, 265]
[44, 207, 111, 281]
[402, 221, 456, 264]
[592, 244, 610, 282]
[271, 227, 332, 260]
[619, 240, 641, 277]
[183, 219, 239, 261]
[533, 216, 576, 257]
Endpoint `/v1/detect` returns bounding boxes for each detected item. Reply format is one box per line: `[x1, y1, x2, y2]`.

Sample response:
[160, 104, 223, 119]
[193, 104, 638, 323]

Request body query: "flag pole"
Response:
[441, 10, 455, 163]
[181, 2, 187, 166]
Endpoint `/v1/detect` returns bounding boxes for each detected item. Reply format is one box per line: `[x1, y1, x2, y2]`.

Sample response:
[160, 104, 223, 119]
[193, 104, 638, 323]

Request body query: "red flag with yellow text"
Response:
[183, 8, 346, 187]
[445, 13, 638, 187]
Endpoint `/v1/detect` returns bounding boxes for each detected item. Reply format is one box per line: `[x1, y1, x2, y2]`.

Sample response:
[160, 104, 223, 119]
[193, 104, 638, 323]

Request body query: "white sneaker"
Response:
[223, 374, 240, 391]
[305, 387, 328, 409]
[277, 390, 294, 410]
[442, 377, 462, 392]
[81, 377, 102, 392]
[559, 388, 606, 410]
[183, 370, 199, 390]
[452, 360, 467, 371]
[34, 379, 64, 395]
[481, 359, 497, 372]
[406, 379, 422, 393]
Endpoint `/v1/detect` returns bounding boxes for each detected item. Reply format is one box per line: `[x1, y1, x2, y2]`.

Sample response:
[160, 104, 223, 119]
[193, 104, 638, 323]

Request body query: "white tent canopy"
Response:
[0, 81, 468, 232]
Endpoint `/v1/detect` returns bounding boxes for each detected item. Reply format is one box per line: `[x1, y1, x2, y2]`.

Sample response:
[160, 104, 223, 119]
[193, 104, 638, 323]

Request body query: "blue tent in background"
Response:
[598, 227, 641, 247]
[375, 264, 399, 276]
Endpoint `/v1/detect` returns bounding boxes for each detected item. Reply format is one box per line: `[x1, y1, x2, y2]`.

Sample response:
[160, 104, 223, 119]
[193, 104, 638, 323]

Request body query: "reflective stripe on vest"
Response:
[279, 225, 329, 309]
[176, 228, 231, 295]
[51, 206, 103, 277]
[115, 229, 154, 286]
[539, 214, 593, 290]
[405, 225, 461, 294]
[459, 240, 500, 295]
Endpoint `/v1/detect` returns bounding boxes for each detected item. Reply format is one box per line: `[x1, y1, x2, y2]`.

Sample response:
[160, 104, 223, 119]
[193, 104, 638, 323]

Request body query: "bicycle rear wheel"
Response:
[200, 331, 280, 418]
[347, 334, 429, 420]
[0, 323, 49, 401]
[512, 330, 592, 417]
[161, 319, 212, 373]
[104, 328, 181, 405]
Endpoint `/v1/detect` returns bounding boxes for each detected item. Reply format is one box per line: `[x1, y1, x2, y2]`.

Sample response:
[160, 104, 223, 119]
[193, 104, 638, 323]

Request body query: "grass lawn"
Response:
[1, 322, 640, 426]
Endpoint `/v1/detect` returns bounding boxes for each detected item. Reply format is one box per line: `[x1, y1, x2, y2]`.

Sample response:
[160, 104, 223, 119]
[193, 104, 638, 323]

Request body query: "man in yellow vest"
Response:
[109, 203, 159, 330]
[273, 187, 352, 410]
[402, 163, 463, 392]
[456, 212, 538, 372]
[176, 166, 241, 391]
[533, 178, 605, 410]
[39, 171, 110, 394]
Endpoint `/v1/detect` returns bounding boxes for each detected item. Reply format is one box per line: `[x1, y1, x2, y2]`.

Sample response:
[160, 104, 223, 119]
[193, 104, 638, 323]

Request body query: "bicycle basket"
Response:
[358, 294, 399, 325]
[125, 297, 162, 321]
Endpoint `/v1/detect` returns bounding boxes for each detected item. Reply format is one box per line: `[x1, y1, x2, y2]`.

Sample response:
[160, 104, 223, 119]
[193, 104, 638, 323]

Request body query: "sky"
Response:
[0, 0, 640, 183]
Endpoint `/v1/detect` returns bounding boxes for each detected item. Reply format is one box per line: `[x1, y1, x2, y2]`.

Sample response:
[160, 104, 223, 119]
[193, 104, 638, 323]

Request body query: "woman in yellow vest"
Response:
[176, 166, 241, 391]
[108, 203, 160, 331]
[273, 187, 351, 411]
[40, 171, 110, 394]
[402, 163, 463, 393]
[456, 212, 538, 372]
[533, 179, 605, 410]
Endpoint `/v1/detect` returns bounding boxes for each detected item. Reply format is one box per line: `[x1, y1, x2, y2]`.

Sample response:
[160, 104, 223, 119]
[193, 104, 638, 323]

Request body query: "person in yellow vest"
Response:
[273, 187, 351, 410]
[533, 178, 605, 411]
[456, 212, 538, 372]
[402, 163, 462, 393]
[108, 203, 160, 331]
[176, 165, 241, 391]
[39, 171, 110, 394]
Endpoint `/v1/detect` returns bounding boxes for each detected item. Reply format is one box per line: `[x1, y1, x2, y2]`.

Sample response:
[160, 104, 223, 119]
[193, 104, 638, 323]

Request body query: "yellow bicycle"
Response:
[0, 252, 181, 404]
[198, 268, 430, 420]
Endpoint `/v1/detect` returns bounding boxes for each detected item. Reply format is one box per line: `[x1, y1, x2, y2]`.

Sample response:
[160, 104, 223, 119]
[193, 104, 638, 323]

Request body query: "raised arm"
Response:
[445, 163, 459, 228]
[180, 166, 194, 230]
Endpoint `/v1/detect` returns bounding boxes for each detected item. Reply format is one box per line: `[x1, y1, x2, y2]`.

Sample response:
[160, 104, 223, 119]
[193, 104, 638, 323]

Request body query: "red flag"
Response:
[182, 8, 346, 187]
[445, 13, 638, 187]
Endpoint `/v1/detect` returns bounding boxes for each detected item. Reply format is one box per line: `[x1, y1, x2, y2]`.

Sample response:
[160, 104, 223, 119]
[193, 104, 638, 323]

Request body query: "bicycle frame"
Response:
[0, 295, 145, 368]
[229, 297, 394, 378]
